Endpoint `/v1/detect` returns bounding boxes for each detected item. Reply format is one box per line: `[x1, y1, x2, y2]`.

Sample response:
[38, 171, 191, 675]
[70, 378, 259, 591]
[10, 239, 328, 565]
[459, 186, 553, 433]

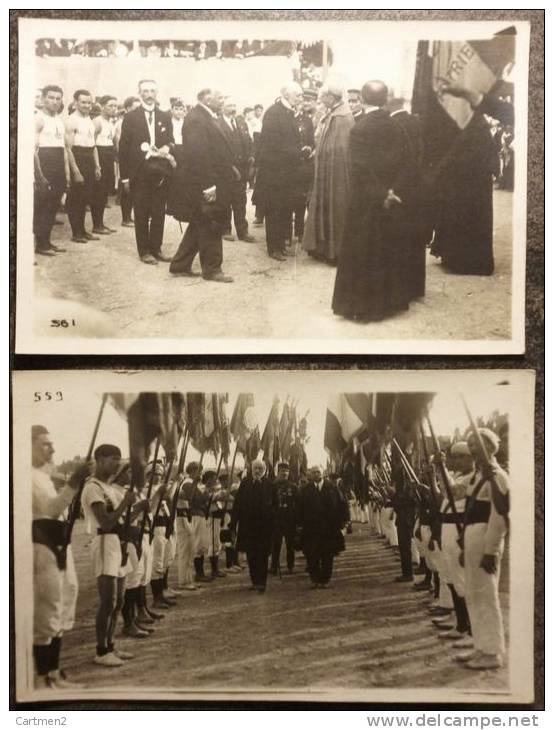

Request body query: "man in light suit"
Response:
[118, 79, 174, 265]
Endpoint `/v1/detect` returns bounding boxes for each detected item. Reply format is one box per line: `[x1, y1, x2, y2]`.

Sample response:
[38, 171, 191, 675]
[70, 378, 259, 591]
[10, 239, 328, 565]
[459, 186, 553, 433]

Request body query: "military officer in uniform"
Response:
[270, 462, 298, 575]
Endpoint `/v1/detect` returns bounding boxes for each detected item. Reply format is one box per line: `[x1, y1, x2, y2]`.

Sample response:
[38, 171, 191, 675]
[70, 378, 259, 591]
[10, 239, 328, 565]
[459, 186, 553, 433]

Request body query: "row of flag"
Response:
[106, 391, 308, 486]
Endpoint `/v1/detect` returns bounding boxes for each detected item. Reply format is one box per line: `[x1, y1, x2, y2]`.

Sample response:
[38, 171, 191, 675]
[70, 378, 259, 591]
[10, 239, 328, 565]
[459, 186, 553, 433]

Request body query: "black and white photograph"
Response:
[14, 14, 529, 355]
[12, 369, 534, 704]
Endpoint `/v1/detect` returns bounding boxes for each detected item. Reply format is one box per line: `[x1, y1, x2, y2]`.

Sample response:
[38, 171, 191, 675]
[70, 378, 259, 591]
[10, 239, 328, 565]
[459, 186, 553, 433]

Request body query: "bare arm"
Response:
[34, 116, 48, 185]
[64, 117, 83, 181]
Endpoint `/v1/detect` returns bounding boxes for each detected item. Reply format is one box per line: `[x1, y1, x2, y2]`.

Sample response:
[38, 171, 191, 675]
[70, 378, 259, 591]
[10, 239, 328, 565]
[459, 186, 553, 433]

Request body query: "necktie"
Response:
[231, 118, 237, 131]
[148, 110, 154, 124]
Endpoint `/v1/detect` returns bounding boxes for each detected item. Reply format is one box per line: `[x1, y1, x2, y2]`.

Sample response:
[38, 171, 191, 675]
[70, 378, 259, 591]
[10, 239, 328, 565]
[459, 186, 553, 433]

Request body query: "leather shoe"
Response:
[47, 244, 67, 253]
[204, 272, 234, 283]
[84, 232, 100, 240]
[92, 227, 112, 235]
[171, 269, 201, 277]
[121, 221, 135, 227]
[36, 249, 57, 256]
[140, 254, 158, 265]
[270, 253, 287, 262]
[239, 234, 256, 243]
[222, 234, 235, 241]
[71, 237, 88, 244]
[153, 253, 172, 262]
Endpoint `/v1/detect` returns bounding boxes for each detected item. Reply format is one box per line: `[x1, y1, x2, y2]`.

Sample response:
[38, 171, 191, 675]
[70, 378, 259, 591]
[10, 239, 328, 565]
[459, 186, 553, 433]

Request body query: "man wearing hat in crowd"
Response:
[231, 460, 277, 593]
[31, 425, 89, 689]
[456, 428, 510, 671]
[347, 88, 365, 122]
[270, 462, 299, 575]
[81, 444, 147, 667]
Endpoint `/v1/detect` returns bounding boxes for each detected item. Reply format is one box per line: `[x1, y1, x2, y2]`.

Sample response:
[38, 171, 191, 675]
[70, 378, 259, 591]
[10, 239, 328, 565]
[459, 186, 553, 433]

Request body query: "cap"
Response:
[94, 444, 122, 460]
[450, 441, 471, 457]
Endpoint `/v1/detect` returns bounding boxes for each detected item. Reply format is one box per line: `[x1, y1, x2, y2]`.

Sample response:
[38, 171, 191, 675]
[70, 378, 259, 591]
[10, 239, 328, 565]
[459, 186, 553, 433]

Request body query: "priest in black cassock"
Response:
[332, 81, 416, 322]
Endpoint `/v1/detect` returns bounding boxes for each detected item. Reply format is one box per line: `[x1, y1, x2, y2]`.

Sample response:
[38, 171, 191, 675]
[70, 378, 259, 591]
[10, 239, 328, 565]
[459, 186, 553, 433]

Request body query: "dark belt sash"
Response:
[465, 500, 491, 526]
[441, 513, 461, 524]
[32, 519, 69, 570]
[153, 515, 169, 528]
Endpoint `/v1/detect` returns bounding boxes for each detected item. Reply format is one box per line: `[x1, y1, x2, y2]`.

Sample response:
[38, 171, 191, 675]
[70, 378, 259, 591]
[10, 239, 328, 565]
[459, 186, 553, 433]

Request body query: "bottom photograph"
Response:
[11, 369, 535, 705]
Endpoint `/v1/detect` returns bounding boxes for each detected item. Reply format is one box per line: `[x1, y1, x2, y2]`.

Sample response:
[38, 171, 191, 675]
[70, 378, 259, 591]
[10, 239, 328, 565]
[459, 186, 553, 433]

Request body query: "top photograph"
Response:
[14, 15, 530, 355]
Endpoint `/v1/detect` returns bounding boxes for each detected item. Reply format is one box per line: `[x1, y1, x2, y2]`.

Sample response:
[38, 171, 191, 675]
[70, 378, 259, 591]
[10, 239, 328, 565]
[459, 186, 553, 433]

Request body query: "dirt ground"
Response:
[33, 191, 513, 342]
[59, 520, 509, 698]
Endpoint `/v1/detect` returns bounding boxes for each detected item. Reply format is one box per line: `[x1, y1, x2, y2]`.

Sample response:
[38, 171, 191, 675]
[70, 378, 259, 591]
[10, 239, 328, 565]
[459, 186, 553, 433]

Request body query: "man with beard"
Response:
[332, 80, 414, 322]
[168, 88, 234, 282]
[303, 82, 354, 264]
[296, 465, 349, 589]
[65, 89, 101, 243]
[33, 85, 69, 257]
[231, 460, 277, 593]
[118, 79, 175, 265]
[255, 82, 303, 261]
[91, 95, 118, 235]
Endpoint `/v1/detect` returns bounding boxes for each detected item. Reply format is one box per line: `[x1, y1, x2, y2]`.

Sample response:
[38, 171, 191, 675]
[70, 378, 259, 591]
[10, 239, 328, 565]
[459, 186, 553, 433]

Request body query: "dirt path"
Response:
[33, 191, 513, 343]
[60, 521, 509, 698]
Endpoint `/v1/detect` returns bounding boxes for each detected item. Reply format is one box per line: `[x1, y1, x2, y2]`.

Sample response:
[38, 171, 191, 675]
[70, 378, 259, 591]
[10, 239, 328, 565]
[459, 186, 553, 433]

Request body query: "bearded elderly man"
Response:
[303, 81, 354, 264]
[231, 460, 277, 593]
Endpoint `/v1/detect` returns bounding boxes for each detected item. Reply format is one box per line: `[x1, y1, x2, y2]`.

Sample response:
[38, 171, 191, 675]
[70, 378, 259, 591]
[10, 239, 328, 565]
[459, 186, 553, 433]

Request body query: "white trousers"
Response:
[33, 544, 78, 645]
[125, 542, 143, 590]
[175, 517, 196, 586]
[383, 508, 398, 546]
[442, 524, 465, 597]
[206, 517, 223, 558]
[464, 523, 505, 655]
[151, 526, 168, 580]
[140, 534, 153, 586]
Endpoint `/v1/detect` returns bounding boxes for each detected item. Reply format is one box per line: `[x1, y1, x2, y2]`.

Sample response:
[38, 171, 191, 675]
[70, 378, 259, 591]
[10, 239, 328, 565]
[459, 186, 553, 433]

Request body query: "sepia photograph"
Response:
[14, 13, 529, 355]
[12, 369, 535, 704]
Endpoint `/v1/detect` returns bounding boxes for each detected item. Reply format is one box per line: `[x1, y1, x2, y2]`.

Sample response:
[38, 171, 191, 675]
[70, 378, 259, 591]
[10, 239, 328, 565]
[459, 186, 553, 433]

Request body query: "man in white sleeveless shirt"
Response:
[64, 89, 101, 243]
[33, 85, 69, 256]
[91, 95, 118, 235]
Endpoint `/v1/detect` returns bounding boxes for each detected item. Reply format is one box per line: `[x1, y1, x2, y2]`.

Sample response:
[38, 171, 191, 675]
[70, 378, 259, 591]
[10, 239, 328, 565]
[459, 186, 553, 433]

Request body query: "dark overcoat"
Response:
[231, 477, 277, 554]
[296, 480, 349, 557]
[254, 100, 302, 209]
[166, 104, 235, 224]
[332, 108, 413, 321]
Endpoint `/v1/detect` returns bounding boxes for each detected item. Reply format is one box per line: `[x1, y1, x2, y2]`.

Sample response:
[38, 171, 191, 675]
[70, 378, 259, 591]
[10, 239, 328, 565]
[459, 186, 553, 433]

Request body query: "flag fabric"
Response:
[107, 393, 180, 487]
[230, 393, 261, 462]
[412, 33, 516, 166]
[185, 393, 223, 455]
[261, 398, 281, 470]
[279, 399, 294, 461]
[213, 393, 231, 460]
[324, 394, 367, 457]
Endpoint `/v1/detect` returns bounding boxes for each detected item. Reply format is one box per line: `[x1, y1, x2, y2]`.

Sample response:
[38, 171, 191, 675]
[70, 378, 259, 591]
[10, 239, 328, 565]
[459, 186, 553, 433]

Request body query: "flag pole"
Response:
[136, 435, 161, 557]
[166, 429, 190, 540]
[229, 440, 240, 486]
[66, 393, 109, 540]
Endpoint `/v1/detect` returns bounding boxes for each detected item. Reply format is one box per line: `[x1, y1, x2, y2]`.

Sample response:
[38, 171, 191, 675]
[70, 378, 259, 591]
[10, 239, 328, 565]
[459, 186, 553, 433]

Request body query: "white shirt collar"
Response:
[364, 105, 380, 115]
[390, 109, 405, 117]
[142, 103, 156, 113]
[199, 102, 218, 119]
[279, 97, 293, 111]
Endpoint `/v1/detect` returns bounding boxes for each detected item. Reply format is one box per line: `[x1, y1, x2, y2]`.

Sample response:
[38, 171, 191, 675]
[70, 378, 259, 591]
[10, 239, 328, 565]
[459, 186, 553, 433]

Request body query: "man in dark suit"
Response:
[168, 88, 235, 283]
[255, 82, 303, 261]
[230, 460, 277, 593]
[118, 79, 174, 265]
[347, 88, 365, 123]
[388, 97, 426, 299]
[296, 465, 349, 589]
[216, 97, 255, 243]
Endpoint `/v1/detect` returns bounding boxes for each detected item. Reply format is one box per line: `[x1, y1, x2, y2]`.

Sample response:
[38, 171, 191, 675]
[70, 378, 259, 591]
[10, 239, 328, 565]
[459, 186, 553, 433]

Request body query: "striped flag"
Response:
[324, 394, 369, 458]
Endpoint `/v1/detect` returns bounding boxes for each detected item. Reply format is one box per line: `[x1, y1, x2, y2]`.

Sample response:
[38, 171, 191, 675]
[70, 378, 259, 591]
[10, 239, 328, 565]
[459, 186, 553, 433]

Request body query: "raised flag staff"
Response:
[136, 436, 161, 557]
